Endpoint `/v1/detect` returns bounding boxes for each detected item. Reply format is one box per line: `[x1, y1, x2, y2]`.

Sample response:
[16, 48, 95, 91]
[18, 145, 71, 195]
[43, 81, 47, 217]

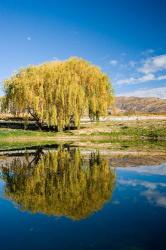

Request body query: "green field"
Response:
[0, 118, 165, 151]
[0, 119, 165, 139]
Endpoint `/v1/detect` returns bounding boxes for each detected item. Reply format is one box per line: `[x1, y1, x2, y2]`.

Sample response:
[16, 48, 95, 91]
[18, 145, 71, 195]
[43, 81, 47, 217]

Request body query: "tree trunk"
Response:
[27, 108, 45, 130]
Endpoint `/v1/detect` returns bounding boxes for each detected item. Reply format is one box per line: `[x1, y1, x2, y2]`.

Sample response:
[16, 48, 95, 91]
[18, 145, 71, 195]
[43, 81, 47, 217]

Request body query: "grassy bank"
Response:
[0, 119, 165, 140]
[72, 119, 166, 140]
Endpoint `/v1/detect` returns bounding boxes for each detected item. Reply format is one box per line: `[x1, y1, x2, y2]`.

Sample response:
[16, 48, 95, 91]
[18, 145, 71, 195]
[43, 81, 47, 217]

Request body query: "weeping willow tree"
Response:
[1, 148, 115, 220]
[3, 57, 114, 130]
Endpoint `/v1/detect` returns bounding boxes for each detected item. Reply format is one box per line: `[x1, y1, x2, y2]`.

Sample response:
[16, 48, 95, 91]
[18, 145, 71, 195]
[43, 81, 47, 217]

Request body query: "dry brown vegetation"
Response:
[116, 96, 166, 115]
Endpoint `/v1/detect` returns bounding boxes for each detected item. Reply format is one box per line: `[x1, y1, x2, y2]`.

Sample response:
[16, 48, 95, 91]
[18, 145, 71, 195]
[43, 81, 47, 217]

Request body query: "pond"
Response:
[0, 145, 166, 250]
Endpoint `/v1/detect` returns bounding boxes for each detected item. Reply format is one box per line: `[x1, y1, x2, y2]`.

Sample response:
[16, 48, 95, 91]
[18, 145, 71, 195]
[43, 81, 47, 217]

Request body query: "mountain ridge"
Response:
[115, 96, 166, 114]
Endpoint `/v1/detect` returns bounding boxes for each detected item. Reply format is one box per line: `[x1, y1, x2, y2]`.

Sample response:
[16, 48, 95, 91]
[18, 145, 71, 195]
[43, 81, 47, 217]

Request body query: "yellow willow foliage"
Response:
[0, 96, 4, 112]
[3, 57, 114, 129]
[1, 148, 115, 220]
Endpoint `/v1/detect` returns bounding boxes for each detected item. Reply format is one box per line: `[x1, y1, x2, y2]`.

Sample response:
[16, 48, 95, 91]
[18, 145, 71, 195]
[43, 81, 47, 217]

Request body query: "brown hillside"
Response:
[116, 96, 166, 114]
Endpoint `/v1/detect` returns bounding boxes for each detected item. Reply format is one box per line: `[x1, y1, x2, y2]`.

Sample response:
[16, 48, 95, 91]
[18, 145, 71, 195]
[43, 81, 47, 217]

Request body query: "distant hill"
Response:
[115, 96, 166, 114]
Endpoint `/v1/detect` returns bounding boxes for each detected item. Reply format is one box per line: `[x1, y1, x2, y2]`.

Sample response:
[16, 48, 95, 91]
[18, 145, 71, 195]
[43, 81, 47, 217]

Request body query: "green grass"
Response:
[90, 127, 166, 139]
[88, 120, 166, 139]
[0, 119, 165, 141]
[0, 128, 72, 150]
[0, 128, 74, 138]
[0, 140, 57, 150]
[0, 128, 55, 138]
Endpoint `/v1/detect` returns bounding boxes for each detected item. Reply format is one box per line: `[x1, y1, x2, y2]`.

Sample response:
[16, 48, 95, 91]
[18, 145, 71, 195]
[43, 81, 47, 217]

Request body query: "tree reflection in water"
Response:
[1, 147, 115, 220]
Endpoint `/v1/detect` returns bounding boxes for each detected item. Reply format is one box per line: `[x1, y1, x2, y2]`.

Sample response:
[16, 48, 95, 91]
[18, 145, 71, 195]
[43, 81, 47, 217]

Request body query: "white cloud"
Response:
[138, 54, 166, 74]
[118, 179, 166, 190]
[26, 36, 31, 41]
[52, 57, 59, 61]
[109, 60, 118, 66]
[118, 164, 166, 208]
[116, 73, 166, 85]
[141, 190, 166, 208]
[118, 164, 166, 175]
[115, 54, 166, 86]
[141, 49, 155, 56]
[158, 74, 166, 80]
[116, 73, 156, 85]
[128, 60, 137, 67]
[118, 86, 166, 99]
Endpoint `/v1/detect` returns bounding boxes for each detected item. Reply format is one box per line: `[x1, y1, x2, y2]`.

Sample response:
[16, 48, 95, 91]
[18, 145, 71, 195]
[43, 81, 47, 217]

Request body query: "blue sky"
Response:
[0, 0, 166, 98]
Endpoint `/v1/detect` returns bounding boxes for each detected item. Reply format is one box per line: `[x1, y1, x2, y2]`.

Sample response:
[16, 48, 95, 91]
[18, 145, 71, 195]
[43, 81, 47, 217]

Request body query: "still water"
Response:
[0, 146, 166, 250]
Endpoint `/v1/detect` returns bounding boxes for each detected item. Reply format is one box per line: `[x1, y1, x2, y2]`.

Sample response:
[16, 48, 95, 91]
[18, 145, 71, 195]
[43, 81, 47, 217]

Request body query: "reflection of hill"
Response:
[1, 149, 166, 169]
[109, 155, 166, 167]
[1, 148, 115, 220]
